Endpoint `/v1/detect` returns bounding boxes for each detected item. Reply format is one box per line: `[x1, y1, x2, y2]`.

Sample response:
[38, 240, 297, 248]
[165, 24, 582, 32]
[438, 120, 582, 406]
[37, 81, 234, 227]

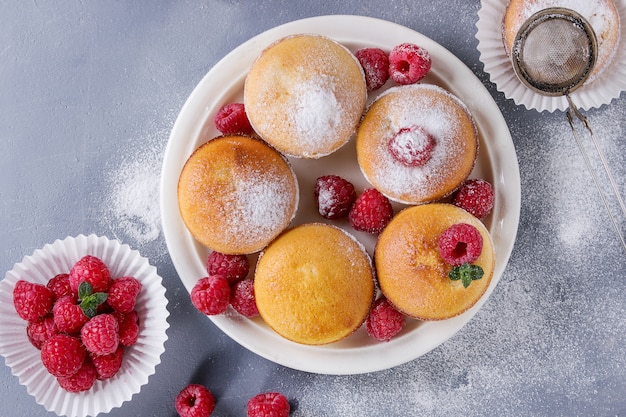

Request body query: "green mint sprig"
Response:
[449, 263, 484, 288]
[78, 281, 108, 318]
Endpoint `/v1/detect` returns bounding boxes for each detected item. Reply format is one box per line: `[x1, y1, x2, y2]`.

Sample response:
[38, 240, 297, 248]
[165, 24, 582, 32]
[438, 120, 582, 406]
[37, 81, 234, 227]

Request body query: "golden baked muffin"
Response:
[244, 34, 367, 159]
[356, 84, 478, 204]
[375, 203, 495, 320]
[177, 135, 298, 254]
[502, 0, 621, 80]
[254, 223, 375, 345]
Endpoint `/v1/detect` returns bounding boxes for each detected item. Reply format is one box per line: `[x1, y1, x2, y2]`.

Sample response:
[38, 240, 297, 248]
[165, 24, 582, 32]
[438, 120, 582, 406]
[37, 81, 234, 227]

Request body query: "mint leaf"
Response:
[78, 281, 93, 300]
[78, 281, 108, 318]
[449, 263, 484, 288]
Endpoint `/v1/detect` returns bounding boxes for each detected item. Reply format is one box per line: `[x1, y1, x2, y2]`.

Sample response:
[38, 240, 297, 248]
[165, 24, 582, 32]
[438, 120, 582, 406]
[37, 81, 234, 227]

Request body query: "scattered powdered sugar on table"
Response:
[102, 128, 167, 248]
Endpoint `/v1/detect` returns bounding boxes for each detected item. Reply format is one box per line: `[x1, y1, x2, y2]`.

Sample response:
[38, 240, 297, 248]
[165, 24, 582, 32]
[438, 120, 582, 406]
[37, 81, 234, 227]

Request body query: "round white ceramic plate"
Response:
[161, 15, 521, 375]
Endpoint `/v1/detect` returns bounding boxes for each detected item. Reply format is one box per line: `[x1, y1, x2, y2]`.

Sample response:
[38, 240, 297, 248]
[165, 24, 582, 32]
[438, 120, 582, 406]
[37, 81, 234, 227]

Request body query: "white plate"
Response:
[160, 15, 521, 375]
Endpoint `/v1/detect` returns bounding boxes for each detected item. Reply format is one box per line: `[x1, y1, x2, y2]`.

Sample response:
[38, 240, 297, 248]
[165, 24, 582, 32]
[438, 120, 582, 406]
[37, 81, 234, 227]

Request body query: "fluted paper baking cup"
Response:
[0, 234, 169, 417]
[476, 0, 626, 112]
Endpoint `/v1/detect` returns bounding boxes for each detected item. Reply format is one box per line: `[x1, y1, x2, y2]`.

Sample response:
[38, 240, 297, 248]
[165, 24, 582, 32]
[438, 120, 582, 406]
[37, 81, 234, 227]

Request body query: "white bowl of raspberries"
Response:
[0, 234, 169, 417]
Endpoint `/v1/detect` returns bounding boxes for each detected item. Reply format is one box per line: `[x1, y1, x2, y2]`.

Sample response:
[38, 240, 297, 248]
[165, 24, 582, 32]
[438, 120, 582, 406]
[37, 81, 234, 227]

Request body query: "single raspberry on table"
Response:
[81, 313, 119, 356]
[26, 314, 58, 349]
[366, 298, 405, 342]
[388, 43, 431, 85]
[388, 124, 436, 167]
[113, 310, 140, 346]
[47, 273, 73, 299]
[13, 280, 55, 321]
[438, 223, 484, 266]
[215, 102, 253, 135]
[175, 383, 216, 417]
[191, 275, 231, 315]
[206, 251, 249, 284]
[57, 359, 97, 392]
[349, 188, 394, 234]
[52, 295, 89, 334]
[354, 47, 390, 90]
[41, 334, 86, 378]
[107, 276, 142, 313]
[69, 255, 111, 293]
[247, 392, 290, 417]
[92, 345, 125, 380]
[230, 279, 259, 318]
[452, 179, 495, 219]
[314, 175, 357, 220]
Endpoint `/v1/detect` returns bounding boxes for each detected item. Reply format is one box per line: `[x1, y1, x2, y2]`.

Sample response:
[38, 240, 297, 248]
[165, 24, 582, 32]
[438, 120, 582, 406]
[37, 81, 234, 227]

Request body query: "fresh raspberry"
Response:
[81, 313, 119, 356]
[388, 124, 436, 167]
[366, 298, 405, 342]
[247, 392, 290, 417]
[206, 252, 250, 284]
[452, 179, 495, 219]
[354, 48, 390, 91]
[13, 280, 55, 321]
[215, 102, 253, 135]
[438, 223, 484, 266]
[26, 315, 58, 349]
[388, 43, 431, 85]
[47, 273, 73, 299]
[175, 384, 216, 417]
[92, 345, 124, 380]
[349, 188, 394, 234]
[191, 275, 231, 315]
[41, 334, 86, 378]
[57, 359, 97, 392]
[69, 255, 111, 293]
[107, 276, 142, 313]
[52, 295, 89, 334]
[113, 310, 140, 346]
[230, 279, 259, 318]
[314, 175, 357, 220]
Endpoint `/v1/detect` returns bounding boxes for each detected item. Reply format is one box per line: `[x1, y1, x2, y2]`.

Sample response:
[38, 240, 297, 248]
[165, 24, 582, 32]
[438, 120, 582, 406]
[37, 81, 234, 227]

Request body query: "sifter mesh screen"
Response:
[512, 8, 597, 95]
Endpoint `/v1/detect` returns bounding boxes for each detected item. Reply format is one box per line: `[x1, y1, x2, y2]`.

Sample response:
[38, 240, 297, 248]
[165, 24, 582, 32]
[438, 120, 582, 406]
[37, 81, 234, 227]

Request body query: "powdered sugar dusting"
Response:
[290, 75, 345, 150]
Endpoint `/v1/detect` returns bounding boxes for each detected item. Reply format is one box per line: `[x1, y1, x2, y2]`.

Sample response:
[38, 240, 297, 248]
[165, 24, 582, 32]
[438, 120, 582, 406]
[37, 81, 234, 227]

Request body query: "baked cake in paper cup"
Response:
[476, 0, 626, 112]
[0, 234, 169, 417]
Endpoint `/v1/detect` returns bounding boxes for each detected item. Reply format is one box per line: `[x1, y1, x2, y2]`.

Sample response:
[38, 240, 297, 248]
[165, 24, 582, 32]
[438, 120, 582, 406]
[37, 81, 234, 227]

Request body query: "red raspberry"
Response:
[175, 384, 216, 417]
[349, 188, 394, 234]
[366, 298, 405, 342]
[452, 179, 495, 219]
[438, 223, 484, 266]
[354, 47, 390, 91]
[113, 310, 140, 346]
[388, 43, 431, 85]
[69, 255, 111, 293]
[26, 315, 58, 349]
[81, 313, 119, 356]
[52, 295, 89, 334]
[41, 334, 86, 378]
[206, 252, 250, 284]
[230, 279, 259, 318]
[47, 273, 73, 299]
[108, 276, 142, 313]
[247, 392, 290, 417]
[191, 275, 231, 315]
[57, 359, 97, 392]
[314, 175, 357, 220]
[13, 280, 55, 321]
[388, 124, 436, 167]
[215, 102, 253, 135]
[92, 345, 124, 380]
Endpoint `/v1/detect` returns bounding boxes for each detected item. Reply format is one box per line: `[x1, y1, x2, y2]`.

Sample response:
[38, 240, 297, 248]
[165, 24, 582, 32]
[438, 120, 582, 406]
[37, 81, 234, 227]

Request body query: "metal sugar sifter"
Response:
[512, 7, 626, 253]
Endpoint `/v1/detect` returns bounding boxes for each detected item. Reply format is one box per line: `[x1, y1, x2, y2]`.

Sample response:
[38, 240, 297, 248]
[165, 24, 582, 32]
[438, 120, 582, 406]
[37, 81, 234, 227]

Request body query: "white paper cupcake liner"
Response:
[476, 0, 626, 112]
[0, 234, 170, 417]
